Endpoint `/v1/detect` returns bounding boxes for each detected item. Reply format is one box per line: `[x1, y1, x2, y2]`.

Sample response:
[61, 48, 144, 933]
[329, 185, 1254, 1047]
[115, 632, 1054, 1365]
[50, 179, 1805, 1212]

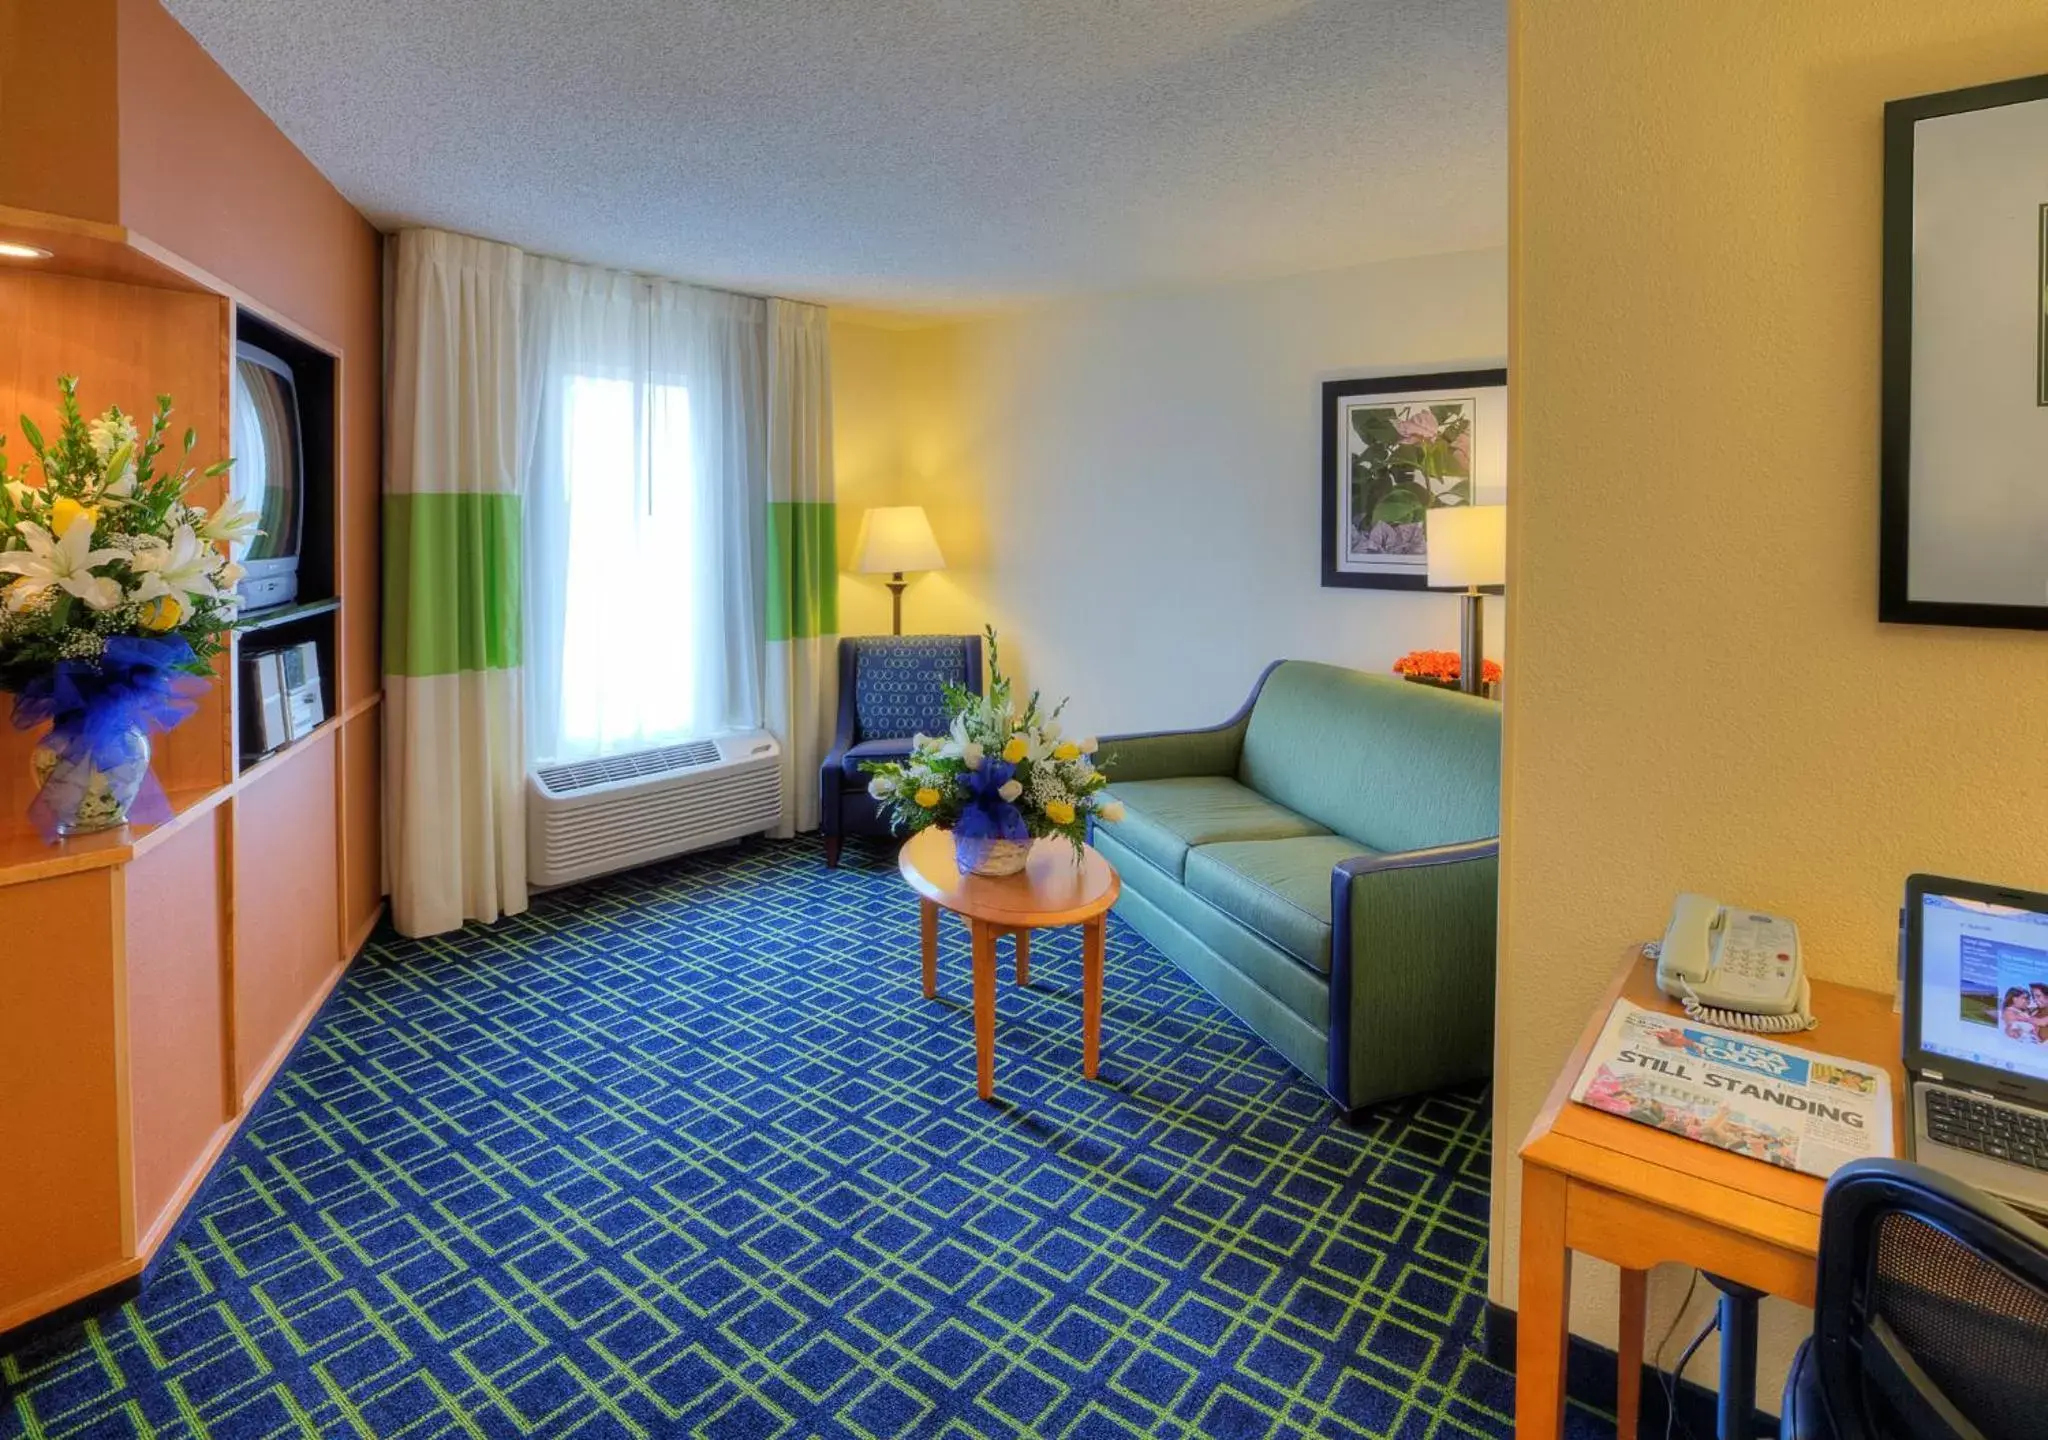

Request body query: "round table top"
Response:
[897, 829, 1120, 928]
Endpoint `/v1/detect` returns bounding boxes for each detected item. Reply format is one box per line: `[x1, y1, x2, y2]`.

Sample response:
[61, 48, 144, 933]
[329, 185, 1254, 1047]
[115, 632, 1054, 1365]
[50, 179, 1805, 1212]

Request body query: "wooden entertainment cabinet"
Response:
[0, 0, 385, 1336]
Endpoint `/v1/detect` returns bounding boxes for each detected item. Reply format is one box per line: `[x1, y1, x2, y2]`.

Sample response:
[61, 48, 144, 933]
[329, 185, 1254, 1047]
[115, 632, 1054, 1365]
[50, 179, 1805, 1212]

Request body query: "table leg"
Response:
[1617, 1267, 1647, 1440]
[920, 900, 939, 1000]
[1515, 1164, 1574, 1440]
[1707, 1274, 1763, 1440]
[1081, 916, 1105, 1079]
[970, 920, 997, 1101]
[1014, 930, 1031, 986]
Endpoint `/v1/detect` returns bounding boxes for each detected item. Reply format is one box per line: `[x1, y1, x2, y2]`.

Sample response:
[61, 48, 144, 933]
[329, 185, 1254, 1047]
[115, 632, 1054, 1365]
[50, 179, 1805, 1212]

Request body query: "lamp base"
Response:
[887, 575, 907, 636]
[1458, 589, 1484, 696]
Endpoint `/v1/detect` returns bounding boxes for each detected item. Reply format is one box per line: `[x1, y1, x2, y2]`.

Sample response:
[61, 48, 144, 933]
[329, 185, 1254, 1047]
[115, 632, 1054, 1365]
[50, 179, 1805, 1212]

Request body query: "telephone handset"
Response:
[1651, 893, 1816, 1033]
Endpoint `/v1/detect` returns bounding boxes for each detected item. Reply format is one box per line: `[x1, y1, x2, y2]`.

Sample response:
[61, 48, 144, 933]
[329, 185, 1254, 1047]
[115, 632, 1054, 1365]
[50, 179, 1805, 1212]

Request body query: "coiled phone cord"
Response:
[1641, 940, 1819, 1033]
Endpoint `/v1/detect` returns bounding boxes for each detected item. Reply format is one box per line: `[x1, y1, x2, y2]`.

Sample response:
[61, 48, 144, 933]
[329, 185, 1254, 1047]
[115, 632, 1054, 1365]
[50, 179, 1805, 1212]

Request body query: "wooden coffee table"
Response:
[897, 829, 1121, 1101]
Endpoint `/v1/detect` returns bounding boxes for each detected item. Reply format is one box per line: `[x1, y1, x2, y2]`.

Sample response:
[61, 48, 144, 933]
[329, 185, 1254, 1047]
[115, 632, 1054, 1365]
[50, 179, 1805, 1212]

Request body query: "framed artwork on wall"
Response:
[1881, 72, 2048, 629]
[1320, 368, 1508, 590]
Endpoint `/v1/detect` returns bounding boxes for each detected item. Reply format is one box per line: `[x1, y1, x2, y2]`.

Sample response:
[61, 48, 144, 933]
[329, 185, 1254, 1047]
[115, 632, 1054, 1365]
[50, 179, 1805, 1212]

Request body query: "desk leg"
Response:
[1081, 916, 1105, 1079]
[1515, 1165, 1573, 1440]
[1707, 1274, 1762, 1440]
[970, 920, 997, 1101]
[1617, 1267, 1647, 1440]
[1014, 930, 1031, 986]
[920, 900, 939, 1000]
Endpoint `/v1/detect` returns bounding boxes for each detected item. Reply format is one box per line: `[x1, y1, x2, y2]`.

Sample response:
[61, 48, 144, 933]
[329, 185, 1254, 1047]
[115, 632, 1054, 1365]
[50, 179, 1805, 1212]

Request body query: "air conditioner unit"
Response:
[527, 731, 783, 888]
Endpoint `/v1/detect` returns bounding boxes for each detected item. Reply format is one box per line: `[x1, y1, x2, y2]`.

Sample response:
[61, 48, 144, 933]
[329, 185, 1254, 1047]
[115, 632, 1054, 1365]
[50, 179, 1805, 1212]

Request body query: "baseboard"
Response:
[1483, 1300, 1748, 1436]
[0, 1266, 144, 1352]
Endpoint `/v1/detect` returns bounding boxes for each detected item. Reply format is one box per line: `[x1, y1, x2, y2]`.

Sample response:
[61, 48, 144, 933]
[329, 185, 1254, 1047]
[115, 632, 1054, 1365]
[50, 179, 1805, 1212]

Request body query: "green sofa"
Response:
[1093, 660, 1501, 1114]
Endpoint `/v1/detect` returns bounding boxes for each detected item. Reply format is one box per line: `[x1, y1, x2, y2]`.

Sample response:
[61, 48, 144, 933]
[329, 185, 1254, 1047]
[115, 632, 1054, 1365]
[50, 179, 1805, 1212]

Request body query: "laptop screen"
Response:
[1919, 890, 2048, 1085]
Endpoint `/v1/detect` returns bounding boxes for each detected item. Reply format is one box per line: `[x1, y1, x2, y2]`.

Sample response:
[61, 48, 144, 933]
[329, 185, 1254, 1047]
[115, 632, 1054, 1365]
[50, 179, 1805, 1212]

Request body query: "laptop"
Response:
[1903, 873, 2048, 1215]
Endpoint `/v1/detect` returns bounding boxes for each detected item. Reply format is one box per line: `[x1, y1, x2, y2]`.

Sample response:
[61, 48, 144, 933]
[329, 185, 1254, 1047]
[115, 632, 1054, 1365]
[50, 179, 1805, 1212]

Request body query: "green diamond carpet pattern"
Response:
[2, 837, 1613, 1439]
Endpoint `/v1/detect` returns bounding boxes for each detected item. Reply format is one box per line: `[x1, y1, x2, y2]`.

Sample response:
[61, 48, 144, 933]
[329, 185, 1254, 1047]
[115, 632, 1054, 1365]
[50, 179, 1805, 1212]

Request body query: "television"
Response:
[228, 341, 304, 612]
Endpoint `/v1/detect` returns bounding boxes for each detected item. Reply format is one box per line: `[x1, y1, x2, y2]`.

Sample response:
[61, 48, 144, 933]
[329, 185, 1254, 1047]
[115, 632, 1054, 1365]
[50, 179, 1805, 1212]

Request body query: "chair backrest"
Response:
[1809, 1159, 2048, 1440]
[845, 635, 982, 742]
[1236, 661, 1500, 853]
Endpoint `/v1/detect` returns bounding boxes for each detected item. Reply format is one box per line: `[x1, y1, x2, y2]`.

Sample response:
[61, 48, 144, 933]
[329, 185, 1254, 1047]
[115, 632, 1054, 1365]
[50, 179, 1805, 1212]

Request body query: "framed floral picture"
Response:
[1320, 368, 1507, 590]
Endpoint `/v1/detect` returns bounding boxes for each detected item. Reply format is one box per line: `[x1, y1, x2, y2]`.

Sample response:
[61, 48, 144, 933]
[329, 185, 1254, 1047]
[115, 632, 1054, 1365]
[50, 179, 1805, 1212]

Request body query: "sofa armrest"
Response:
[1327, 839, 1499, 1110]
[1097, 659, 1280, 782]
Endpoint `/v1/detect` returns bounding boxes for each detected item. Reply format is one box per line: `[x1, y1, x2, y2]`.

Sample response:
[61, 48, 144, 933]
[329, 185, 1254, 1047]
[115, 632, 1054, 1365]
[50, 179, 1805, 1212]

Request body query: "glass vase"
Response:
[29, 727, 152, 836]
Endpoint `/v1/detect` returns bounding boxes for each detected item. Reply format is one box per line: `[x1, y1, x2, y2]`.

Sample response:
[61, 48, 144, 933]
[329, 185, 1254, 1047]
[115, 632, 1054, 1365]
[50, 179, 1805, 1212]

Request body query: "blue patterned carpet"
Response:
[2, 837, 1613, 1439]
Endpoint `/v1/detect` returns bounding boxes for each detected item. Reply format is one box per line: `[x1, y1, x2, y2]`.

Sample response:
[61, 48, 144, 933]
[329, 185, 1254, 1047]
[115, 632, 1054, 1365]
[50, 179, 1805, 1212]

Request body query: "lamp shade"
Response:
[853, 506, 946, 575]
[1425, 505, 1506, 588]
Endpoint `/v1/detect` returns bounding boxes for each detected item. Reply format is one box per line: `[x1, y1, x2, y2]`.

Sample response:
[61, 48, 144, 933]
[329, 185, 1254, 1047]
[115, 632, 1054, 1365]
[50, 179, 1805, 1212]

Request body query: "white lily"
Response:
[3, 480, 36, 512]
[128, 523, 221, 610]
[195, 493, 262, 549]
[867, 775, 898, 800]
[0, 517, 126, 612]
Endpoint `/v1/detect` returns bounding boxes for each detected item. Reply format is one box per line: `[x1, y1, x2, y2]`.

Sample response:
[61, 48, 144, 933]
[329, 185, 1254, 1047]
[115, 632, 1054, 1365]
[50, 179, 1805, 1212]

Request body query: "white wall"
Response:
[856, 247, 1509, 735]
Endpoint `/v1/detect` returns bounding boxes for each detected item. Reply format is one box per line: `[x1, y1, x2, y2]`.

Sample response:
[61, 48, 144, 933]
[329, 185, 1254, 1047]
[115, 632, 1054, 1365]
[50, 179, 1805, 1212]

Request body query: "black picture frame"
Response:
[1320, 368, 1508, 591]
[1880, 71, 2048, 630]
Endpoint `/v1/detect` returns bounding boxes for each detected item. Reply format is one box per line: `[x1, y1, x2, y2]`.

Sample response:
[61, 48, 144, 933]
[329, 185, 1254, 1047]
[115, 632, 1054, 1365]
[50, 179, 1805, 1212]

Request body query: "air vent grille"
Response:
[535, 739, 723, 795]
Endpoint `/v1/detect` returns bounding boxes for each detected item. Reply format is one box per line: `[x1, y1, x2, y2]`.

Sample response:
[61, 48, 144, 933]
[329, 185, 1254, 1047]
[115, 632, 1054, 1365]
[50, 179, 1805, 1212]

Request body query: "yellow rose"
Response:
[913, 786, 942, 809]
[1045, 799, 1076, 826]
[1052, 742, 1080, 762]
[1001, 736, 1028, 764]
[138, 594, 183, 632]
[49, 497, 98, 538]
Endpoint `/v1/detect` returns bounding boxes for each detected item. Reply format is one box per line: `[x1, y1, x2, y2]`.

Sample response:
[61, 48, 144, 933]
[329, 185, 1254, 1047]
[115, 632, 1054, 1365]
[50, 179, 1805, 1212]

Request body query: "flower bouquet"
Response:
[1392, 649, 1501, 694]
[862, 627, 1124, 876]
[0, 377, 251, 836]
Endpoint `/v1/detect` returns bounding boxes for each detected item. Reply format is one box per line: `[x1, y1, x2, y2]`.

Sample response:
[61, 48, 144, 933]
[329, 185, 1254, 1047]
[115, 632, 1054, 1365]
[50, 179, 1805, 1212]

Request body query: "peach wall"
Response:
[0, 1, 122, 222]
[1499, 0, 2048, 1401]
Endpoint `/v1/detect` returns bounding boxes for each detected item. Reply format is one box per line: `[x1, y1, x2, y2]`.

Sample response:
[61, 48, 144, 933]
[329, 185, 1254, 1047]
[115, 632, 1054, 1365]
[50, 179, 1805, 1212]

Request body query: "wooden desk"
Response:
[1514, 951, 1904, 1439]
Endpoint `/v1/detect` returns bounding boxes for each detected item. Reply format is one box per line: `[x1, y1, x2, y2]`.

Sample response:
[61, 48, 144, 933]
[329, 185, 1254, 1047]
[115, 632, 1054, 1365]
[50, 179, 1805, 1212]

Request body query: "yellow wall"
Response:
[829, 250, 1510, 729]
[828, 314, 986, 640]
[1501, 0, 2048, 1389]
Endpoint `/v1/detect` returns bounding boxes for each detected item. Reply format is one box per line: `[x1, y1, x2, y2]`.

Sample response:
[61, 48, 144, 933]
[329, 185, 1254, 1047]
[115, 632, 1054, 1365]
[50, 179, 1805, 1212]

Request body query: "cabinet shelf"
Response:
[235, 596, 340, 635]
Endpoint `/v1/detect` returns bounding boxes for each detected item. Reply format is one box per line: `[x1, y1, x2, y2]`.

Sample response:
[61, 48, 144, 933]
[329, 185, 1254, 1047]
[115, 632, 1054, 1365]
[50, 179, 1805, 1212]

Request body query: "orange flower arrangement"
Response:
[1393, 650, 1502, 687]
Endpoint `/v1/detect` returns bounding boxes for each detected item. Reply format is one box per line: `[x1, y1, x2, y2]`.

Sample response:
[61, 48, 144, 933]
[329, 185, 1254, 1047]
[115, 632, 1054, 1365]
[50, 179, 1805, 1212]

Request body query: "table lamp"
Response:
[1425, 505, 1505, 695]
[853, 505, 946, 635]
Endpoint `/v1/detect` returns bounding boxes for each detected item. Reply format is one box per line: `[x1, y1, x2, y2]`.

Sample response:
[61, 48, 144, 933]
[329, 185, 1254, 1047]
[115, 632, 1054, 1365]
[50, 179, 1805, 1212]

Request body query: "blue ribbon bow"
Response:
[11, 634, 207, 839]
[953, 757, 1029, 844]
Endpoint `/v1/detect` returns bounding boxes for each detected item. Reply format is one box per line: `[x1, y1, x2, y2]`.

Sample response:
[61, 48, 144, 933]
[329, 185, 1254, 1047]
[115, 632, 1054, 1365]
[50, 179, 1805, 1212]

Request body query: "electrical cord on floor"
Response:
[1664, 1307, 1721, 1440]
[1648, 1270, 1707, 1440]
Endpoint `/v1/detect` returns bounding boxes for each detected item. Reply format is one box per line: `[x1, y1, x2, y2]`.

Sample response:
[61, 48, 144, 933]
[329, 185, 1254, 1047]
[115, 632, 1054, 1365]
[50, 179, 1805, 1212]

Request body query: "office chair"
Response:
[1781, 1158, 2048, 1440]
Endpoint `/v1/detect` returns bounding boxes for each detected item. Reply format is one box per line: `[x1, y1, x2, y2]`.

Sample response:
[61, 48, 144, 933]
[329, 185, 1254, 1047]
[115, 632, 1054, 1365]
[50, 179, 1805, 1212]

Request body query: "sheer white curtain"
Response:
[521, 259, 767, 765]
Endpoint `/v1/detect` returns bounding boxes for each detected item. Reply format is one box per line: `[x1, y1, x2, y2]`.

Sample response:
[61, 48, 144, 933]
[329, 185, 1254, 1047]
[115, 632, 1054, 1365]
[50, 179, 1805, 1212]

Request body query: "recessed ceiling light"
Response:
[0, 241, 52, 260]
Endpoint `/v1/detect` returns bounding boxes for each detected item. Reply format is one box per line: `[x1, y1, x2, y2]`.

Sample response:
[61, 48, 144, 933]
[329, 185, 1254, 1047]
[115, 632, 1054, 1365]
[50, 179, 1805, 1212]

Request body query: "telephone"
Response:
[1651, 893, 1816, 1033]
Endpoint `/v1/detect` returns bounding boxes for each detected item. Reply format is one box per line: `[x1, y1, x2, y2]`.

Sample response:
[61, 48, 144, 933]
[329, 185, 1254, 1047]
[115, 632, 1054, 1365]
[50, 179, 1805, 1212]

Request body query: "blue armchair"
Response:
[820, 635, 984, 866]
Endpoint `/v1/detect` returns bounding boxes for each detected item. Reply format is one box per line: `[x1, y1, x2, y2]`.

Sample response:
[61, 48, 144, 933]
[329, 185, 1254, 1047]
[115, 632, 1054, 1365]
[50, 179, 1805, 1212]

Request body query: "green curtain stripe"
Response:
[766, 500, 839, 641]
[383, 493, 524, 676]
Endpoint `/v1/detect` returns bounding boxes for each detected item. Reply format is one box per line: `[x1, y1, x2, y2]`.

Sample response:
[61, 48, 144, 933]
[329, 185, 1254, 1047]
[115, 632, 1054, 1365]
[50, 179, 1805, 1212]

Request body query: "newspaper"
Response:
[1569, 999, 1895, 1179]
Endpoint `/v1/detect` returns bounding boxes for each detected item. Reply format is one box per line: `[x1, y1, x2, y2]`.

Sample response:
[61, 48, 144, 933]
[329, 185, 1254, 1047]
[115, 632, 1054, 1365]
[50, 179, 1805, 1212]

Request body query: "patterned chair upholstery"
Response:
[819, 635, 984, 866]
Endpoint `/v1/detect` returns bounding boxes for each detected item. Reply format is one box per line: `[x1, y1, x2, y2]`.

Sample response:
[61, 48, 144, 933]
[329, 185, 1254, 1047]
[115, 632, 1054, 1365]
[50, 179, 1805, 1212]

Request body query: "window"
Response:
[524, 274, 765, 767]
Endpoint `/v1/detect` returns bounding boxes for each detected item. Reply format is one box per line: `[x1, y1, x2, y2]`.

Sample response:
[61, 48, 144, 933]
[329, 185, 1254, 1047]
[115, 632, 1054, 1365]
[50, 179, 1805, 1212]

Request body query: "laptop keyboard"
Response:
[1926, 1088, 2048, 1172]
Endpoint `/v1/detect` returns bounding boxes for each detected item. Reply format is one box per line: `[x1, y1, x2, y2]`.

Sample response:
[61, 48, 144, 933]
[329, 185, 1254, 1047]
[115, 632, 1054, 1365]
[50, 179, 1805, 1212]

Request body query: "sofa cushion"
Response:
[1238, 661, 1500, 854]
[1183, 835, 1377, 973]
[1105, 776, 1330, 882]
[838, 737, 911, 784]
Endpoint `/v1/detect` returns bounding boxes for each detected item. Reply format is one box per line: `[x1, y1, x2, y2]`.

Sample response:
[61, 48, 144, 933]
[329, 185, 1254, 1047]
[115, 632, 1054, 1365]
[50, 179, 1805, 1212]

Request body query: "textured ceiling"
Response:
[161, 0, 1505, 311]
